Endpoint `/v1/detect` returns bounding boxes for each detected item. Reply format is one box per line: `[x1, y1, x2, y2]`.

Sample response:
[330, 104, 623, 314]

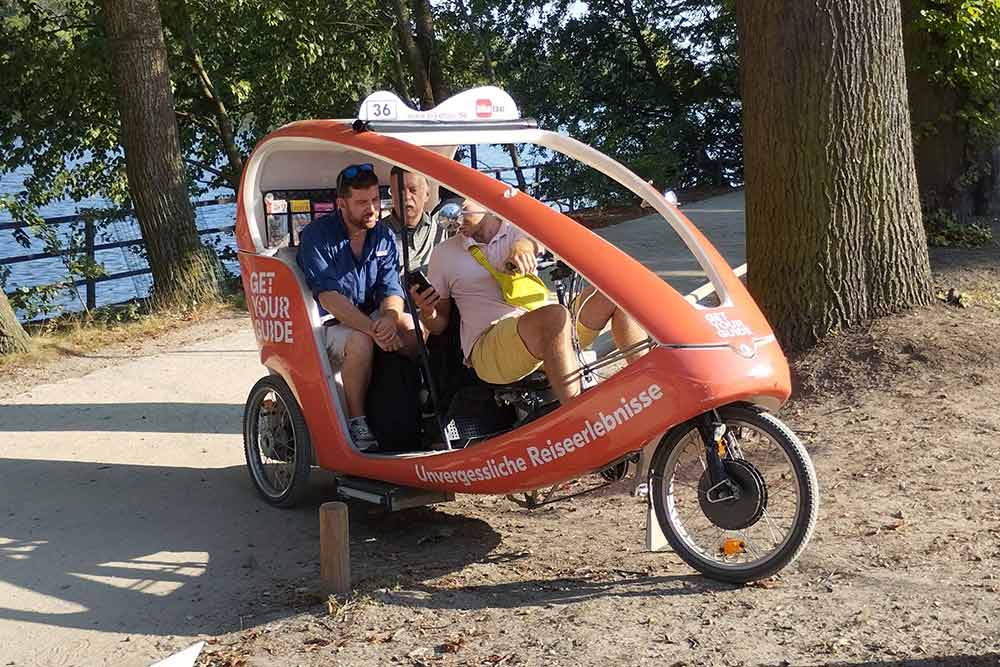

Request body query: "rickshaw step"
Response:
[335, 476, 454, 511]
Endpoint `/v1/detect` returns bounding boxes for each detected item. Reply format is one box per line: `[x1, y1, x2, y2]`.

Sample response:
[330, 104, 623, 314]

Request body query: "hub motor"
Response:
[697, 459, 768, 530]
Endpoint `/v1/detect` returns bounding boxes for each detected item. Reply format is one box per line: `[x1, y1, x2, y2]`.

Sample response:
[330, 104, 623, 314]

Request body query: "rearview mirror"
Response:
[435, 200, 463, 231]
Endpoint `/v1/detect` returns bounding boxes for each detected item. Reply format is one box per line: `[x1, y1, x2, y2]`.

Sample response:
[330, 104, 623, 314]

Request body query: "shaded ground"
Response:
[190, 241, 999, 666]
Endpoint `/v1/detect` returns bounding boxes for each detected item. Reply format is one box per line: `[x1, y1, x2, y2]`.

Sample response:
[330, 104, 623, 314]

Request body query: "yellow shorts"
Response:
[470, 312, 600, 385]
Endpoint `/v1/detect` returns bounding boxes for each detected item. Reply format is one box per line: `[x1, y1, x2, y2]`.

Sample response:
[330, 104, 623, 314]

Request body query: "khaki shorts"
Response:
[324, 313, 378, 363]
[470, 312, 600, 385]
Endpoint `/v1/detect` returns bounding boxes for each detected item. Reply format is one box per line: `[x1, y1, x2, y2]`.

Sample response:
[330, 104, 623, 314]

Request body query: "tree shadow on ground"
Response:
[0, 459, 498, 638]
[49, 344, 258, 361]
[0, 402, 244, 433]
[374, 571, 728, 612]
[817, 655, 999, 667]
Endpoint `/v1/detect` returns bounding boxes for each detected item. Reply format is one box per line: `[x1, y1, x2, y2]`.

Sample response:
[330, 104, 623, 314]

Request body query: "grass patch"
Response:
[0, 296, 246, 372]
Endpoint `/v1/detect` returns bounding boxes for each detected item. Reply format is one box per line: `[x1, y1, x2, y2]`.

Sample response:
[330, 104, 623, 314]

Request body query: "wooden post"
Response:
[84, 218, 96, 311]
[319, 502, 351, 596]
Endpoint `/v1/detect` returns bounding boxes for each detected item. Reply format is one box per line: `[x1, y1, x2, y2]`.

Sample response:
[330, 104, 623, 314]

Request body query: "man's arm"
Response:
[408, 285, 449, 335]
[370, 234, 406, 350]
[297, 232, 376, 336]
[317, 291, 377, 334]
[507, 236, 540, 275]
[416, 245, 451, 335]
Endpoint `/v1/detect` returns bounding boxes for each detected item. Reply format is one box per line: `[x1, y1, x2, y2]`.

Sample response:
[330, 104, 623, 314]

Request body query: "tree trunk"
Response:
[101, 0, 220, 309]
[389, 34, 411, 102]
[391, 0, 435, 108]
[164, 0, 243, 189]
[0, 292, 30, 356]
[736, 0, 932, 351]
[411, 0, 444, 105]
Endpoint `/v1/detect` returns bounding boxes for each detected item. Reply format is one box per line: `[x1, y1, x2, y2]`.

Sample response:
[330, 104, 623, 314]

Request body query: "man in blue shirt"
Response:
[297, 163, 417, 452]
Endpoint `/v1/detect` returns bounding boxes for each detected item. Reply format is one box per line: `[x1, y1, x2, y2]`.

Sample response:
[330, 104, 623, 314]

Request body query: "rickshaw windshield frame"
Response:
[241, 124, 732, 309]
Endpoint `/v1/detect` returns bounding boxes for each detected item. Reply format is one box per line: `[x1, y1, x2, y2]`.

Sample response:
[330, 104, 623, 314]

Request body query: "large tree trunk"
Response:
[0, 292, 30, 356]
[101, 0, 220, 309]
[736, 0, 932, 351]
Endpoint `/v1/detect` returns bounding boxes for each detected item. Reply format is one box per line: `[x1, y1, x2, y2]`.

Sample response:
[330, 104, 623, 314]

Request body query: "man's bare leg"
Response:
[340, 330, 374, 417]
[577, 287, 648, 363]
[610, 308, 648, 362]
[516, 304, 579, 403]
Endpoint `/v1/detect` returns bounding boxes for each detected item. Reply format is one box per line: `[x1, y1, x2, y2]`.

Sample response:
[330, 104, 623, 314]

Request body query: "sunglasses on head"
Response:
[337, 163, 375, 188]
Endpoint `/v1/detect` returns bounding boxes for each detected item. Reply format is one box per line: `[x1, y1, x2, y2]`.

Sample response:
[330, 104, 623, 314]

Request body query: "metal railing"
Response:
[0, 196, 236, 309]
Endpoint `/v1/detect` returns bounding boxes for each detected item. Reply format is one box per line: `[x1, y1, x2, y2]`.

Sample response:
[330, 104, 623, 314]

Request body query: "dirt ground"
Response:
[172, 239, 1000, 667]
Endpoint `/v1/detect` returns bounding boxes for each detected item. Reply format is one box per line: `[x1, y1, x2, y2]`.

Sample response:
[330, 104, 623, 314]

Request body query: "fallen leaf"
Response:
[439, 636, 464, 653]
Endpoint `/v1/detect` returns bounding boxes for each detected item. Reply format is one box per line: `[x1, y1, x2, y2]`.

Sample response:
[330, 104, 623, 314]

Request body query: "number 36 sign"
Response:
[365, 100, 397, 120]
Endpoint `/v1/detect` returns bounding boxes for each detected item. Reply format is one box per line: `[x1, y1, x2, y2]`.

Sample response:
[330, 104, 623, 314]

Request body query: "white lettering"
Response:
[527, 447, 543, 466]
[249, 272, 293, 345]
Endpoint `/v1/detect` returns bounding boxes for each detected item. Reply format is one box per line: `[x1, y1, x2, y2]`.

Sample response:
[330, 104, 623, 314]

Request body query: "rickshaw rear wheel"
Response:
[243, 374, 313, 508]
[649, 404, 818, 584]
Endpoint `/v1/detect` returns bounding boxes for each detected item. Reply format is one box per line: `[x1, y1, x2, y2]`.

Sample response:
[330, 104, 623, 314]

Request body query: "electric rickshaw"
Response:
[236, 87, 818, 583]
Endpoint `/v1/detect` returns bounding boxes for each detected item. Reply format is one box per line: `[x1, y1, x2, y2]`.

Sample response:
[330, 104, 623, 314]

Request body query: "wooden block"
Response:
[319, 501, 351, 596]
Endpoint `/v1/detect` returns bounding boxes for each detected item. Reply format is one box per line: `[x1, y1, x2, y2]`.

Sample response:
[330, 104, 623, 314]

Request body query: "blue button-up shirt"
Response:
[296, 211, 404, 317]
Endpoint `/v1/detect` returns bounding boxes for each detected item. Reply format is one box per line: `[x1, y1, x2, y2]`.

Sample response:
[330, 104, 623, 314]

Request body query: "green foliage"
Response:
[475, 0, 741, 205]
[923, 208, 995, 247]
[160, 0, 398, 192]
[909, 0, 1000, 140]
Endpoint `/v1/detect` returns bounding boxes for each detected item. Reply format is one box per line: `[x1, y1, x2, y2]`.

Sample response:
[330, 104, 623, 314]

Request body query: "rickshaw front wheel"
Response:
[243, 374, 313, 508]
[649, 405, 818, 584]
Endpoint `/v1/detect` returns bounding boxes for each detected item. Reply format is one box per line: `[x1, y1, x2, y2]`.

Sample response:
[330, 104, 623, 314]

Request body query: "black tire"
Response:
[243, 374, 312, 508]
[649, 405, 818, 583]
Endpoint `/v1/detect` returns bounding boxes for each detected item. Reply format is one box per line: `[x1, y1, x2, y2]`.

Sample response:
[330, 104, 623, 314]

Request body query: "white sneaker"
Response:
[348, 416, 380, 452]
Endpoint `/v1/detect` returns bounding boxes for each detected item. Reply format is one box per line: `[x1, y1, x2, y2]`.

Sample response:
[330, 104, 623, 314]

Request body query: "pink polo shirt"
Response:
[427, 222, 538, 360]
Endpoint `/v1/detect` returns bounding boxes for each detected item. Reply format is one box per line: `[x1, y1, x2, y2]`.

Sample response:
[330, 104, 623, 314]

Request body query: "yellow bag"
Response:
[468, 245, 549, 311]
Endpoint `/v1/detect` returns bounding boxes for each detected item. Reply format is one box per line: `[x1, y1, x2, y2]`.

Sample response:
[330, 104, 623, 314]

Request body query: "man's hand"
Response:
[410, 285, 440, 317]
[506, 239, 537, 275]
[370, 312, 403, 352]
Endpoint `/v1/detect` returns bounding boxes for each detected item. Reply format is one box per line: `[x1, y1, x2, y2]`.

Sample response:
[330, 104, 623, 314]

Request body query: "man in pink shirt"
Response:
[412, 200, 646, 403]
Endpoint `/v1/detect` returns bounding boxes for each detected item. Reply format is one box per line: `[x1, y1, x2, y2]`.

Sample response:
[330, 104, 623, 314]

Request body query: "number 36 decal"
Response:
[367, 101, 396, 119]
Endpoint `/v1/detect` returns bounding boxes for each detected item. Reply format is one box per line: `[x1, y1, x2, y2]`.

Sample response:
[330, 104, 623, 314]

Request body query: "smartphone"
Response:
[407, 270, 433, 293]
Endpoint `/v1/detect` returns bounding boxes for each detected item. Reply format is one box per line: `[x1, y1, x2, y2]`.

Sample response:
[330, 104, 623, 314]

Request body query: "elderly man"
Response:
[297, 163, 419, 452]
[412, 200, 647, 404]
[384, 165, 448, 272]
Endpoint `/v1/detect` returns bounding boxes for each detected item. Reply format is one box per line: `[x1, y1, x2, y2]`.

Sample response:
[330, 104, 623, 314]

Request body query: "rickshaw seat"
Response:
[271, 245, 349, 416]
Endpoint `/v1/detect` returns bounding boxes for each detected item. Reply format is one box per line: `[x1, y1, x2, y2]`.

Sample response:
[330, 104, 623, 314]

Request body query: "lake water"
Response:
[0, 144, 526, 320]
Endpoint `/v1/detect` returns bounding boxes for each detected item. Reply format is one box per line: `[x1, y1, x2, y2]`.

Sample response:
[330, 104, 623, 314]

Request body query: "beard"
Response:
[344, 207, 377, 230]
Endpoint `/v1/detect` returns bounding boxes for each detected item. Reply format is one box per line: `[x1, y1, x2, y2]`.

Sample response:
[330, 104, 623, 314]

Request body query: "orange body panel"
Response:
[236, 121, 790, 494]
